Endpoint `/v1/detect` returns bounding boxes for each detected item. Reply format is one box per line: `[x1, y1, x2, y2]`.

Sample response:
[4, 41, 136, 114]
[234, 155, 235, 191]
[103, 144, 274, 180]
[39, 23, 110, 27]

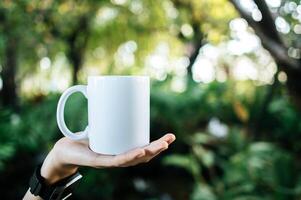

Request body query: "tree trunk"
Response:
[186, 23, 204, 86]
[68, 48, 83, 85]
[172, 0, 204, 86]
[66, 16, 90, 85]
[286, 70, 301, 108]
[186, 40, 203, 86]
[0, 38, 18, 109]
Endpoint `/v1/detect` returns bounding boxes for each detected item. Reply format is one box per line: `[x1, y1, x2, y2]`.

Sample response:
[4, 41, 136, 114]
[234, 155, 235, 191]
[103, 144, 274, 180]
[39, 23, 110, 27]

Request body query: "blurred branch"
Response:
[253, 0, 283, 44]
[186, 27, 203, 84]
[42, 10, 64, 39]
[172, 0, 205, 83]
[229, 0, 301, 73]
[37, 3, 98, 84]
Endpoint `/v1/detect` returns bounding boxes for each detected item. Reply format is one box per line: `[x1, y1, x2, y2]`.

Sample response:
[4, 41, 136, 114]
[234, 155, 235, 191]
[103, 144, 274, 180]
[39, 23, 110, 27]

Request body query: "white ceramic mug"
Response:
[56, 76, 150, 155]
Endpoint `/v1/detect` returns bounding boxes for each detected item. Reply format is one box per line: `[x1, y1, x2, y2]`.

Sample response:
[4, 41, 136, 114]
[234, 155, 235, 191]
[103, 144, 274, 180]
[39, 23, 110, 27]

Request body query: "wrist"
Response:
[40, 149, 78, 185]
[28, 157, 82, 200]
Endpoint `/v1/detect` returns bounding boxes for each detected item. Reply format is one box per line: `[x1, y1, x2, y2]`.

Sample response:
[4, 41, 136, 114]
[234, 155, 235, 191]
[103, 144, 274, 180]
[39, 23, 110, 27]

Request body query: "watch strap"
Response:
[29, 164, 82, 200]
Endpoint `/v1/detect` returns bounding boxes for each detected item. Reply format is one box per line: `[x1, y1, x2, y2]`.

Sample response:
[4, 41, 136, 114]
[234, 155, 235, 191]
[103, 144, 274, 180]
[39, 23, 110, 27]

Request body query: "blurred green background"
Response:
[1, 0, 301, 199]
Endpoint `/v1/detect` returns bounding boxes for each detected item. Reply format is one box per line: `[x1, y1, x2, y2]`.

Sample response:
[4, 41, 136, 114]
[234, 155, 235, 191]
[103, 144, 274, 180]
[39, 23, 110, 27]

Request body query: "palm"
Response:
[54, 133, 176, 168]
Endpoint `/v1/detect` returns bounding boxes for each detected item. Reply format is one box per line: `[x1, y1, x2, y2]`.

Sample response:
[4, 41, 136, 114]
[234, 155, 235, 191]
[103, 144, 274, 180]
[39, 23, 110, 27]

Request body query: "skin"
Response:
[23, 133, 176, 200]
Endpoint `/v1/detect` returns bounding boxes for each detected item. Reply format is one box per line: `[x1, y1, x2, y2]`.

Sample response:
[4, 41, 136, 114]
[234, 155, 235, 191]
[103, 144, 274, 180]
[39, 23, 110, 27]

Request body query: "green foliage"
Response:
[161, 86, 301, 199]
[1, 0, 301, 199]
[0, 93, 88, 166]
[164, 154, 201, 178]
[1, 80, 301, 199]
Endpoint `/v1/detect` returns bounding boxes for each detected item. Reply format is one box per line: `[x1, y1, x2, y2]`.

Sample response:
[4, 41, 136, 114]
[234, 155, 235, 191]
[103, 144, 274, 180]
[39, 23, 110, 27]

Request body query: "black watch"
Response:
[29, 164, 82, 200]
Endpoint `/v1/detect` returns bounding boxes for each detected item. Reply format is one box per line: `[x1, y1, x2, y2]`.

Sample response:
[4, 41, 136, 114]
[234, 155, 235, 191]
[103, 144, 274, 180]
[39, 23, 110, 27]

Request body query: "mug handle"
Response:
[56, 85, 89, 140]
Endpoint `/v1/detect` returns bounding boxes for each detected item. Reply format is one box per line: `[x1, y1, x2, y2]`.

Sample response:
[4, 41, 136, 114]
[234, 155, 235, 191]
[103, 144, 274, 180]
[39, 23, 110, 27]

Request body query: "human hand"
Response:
[40, 133, 176, 184]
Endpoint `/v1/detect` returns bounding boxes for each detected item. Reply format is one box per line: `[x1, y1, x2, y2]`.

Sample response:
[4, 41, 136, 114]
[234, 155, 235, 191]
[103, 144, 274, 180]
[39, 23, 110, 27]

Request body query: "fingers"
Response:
[145, 139, 168, 154]
[92, 148, 145, 168]
[140, 139, 169, 162]
[124, 141, 168, 167]
[113, 148, 145, 167]
[161, 133, 176, 145]
[142, 133, 175, 155]
[120, 134, 176, 167]
[91, 133, 176, 168]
